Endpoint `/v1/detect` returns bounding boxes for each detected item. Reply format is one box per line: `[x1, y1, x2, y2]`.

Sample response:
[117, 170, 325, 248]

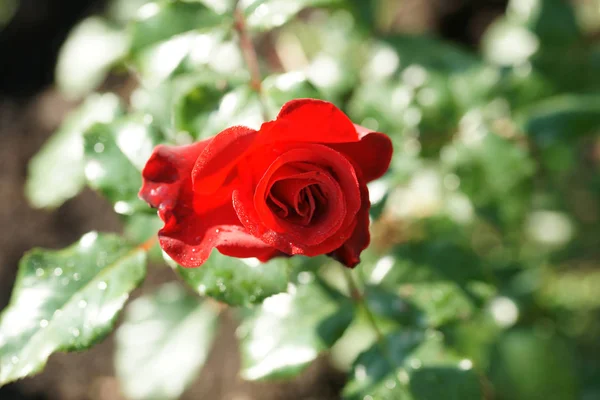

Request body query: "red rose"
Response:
[140, 99, 393, 268]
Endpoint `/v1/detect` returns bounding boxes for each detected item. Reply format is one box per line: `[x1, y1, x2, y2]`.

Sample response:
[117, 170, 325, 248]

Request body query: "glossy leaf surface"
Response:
[0, 233, 147, 385]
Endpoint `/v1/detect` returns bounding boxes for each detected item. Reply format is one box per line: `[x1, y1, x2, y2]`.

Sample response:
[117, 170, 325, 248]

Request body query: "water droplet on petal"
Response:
[73, 273, 81, 281]
[39, 319, 49, 328]
[78, 300, 88, 309]
[97, 281, 107, 291]
[54, 268, 63, 277]
[71, 328, 81, 338]
[35, 268, 45, 277]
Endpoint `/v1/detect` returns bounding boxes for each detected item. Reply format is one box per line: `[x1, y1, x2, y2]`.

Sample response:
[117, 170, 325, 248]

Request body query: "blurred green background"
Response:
[1, 0, 600, 399]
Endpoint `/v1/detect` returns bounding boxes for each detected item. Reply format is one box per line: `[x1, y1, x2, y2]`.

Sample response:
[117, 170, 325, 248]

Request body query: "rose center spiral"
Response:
[266, 181, 327, 226]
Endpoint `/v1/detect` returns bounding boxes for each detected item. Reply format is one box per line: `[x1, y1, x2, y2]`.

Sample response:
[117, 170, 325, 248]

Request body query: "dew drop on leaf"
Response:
[93, 143, 105, 153]
[97, 281, 108, 291]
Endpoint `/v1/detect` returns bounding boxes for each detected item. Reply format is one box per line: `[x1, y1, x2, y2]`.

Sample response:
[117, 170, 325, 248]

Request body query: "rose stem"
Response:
[342, 266, 406, 392]
[232, 1, 270, 121]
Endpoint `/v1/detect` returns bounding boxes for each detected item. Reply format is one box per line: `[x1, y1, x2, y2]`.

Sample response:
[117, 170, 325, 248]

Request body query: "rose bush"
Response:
[140, 99, 393, 268]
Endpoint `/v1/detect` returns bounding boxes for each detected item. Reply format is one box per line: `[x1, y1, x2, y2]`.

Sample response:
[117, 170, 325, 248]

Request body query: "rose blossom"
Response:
[140, 99, 393, 268]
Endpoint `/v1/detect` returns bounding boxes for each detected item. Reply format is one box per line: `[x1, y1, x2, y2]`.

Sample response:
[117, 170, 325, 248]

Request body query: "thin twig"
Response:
[232, 2, 270, 121]
[343, 268, 384, 341]
[342, 267, 405, 392]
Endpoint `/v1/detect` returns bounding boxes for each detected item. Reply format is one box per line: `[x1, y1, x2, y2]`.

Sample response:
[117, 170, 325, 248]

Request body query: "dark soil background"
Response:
[0, 1, 508, 399]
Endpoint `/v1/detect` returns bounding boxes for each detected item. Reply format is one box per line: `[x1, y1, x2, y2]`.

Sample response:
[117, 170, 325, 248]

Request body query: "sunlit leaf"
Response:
[199, 85, 264, 136]
[244, 0, 342, 32]
[56, 17, 129, 99]
[262, 71, 321, 116]
[25, 94, 124, 209]
[343, 330, 422, 399]
[0, 232, 147, 385]
[506, 0, 581, 46]
[446, 131, 535, 228]
[108, 0, 153, 24]
[344, 330, 482, 400]
[238, 280, 353, 380]
[281, 13, 368, 98]
[482, 19, 540, 67]
[115, 282, 218, 400]
[177, 252, 290, 307]
[362, 242, 488, 327]
[129, 1, 228, 53]
[83, 115, 163, 214]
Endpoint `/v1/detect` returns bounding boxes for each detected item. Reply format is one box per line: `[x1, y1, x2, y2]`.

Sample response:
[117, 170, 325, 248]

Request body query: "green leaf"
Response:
[108, 0, 153, 24]
[115, 282, 218, 400]
[0, 0, 18, 28]
[173, 76, 231, 138]
[56, 17, 129, 99]
[198, 85, 264, 137]
[262, 71, 321, 116]
[177, 252, 290, 307]
[238, 280, 354, 380]
[444, 131, 535, 228]
[489, 329, 579, 400]
[124, 213, 162, 245]
[83, 116, 162, 214]
[0, 232, 147, 385]
[519, 95, 600, 145]
[506, 0, 581, 46]
[124, 213, 163, 261]
[244, 0, 342, 32]
[129, 1, 228, 54]
[482, 19, 540, 67]
[25, 94, 124, 209]
[384, 35, 480, 73]
[344, 330, 482, 400]
[362, 242, 488, 327]
[343, 330, 424, 399]
[409, 367, 484, 400]
[363, 285, 421, 325]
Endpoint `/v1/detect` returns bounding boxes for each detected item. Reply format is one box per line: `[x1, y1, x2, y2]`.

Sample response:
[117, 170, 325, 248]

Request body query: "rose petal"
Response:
[192, 125, 257, 195]
[257, 99, 359, 145]
[256, 167, 347, 244]
[328, 124, 394, 182]
[140, 139, 276, 268]
[140, 140, 210, 210]
[233, 144, 361, 255]
[159, 201, 276, 267]
[329, 178, 371, 268]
